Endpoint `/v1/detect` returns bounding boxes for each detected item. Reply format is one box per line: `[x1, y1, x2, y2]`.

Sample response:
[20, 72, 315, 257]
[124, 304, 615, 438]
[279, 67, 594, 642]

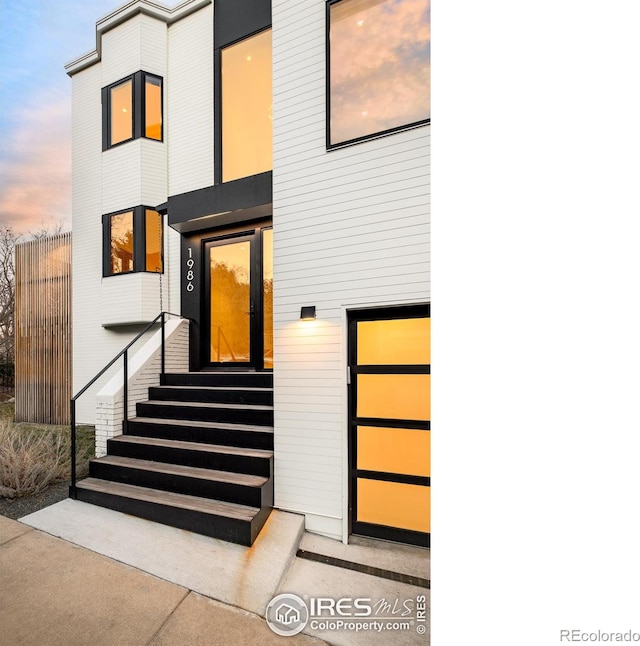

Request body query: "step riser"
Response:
[136, 403, 273, 426]
[74, 486, 260, 546]
[107, 440, 273, 477]
[148, 387, 273, 406]
[161, 373, 273, 388]
[124, 421, 274, 450]
[89, 461, 272, 508]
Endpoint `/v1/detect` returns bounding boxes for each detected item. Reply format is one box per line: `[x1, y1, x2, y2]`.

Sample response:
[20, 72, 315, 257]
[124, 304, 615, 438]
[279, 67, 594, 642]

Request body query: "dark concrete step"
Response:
[107, 434, 273, 477]
[89, 455, 272, 508]
[148, 385, 273, 406]
[161, 372, 273, 388]
[136, 400, 274, 426]
[124, 417, 273, 450]
[74, 478, 271, 546]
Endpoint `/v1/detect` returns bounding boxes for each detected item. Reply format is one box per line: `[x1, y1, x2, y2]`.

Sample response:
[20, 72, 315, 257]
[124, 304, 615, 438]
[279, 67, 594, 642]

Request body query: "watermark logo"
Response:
[265, 593, 310, 636]
[266, 593, 428, 637]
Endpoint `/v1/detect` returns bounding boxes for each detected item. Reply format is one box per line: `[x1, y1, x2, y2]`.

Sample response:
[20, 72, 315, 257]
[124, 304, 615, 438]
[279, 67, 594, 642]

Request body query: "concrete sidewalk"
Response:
[3, 501, 430, 645]
[0, 514, 323, 646]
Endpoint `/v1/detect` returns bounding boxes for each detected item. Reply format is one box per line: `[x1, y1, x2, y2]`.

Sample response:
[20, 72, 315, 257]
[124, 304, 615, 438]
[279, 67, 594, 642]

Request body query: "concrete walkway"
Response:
[0, 514, 322, 646]
[2, 501, 430, 645]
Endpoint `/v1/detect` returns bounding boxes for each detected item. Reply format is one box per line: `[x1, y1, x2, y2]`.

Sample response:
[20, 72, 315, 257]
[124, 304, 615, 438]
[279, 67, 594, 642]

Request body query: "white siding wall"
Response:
[72, 12, 181, 424]
[94, 319, 189, 456]
[272, 1, 430, 540]
[72, 62, 107, 424]
[167, 4, 214, 196]
[101, 15, 143, 83]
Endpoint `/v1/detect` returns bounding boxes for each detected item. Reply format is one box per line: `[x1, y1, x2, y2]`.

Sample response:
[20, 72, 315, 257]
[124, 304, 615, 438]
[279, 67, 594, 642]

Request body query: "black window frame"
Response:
[102, 206, 164, 277]
[325, 0, 431, 150]
[102, 71, 164, 151]
[348, 303, 431, 548]
[213, 0, 272, 187]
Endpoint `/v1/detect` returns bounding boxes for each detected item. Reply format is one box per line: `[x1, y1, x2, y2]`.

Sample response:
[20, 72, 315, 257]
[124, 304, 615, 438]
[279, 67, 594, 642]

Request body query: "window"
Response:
[110, 79, 133, 146]
[221, 29, 272, 182]
[327, 0, 430, 148]
[103, 207, 163, 276]
[109, 210, 134, 274]
[102, 72, 163, 150]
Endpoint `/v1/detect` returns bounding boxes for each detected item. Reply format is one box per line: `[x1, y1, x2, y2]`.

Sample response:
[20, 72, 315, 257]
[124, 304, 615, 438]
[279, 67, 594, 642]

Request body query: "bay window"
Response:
[102, 72, 163, 150]
[103, 207, 163, 277]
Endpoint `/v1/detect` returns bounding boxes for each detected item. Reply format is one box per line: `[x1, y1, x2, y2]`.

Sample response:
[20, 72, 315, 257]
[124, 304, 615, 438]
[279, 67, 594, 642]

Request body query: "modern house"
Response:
[66, 0, 430, 547]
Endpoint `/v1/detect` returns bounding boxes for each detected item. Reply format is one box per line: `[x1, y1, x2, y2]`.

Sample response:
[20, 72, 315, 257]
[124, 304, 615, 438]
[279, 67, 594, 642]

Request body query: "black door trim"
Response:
[203, 230, 263, 369]
[348, 303, 431, 548]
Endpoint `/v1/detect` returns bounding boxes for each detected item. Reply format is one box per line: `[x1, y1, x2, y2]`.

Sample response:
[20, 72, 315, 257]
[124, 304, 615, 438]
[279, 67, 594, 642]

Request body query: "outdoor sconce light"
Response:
[300, 306, 316, 321]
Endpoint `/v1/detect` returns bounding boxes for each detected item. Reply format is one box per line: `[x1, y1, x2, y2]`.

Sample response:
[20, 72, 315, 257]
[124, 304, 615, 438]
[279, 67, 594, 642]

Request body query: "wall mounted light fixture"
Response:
[300, 306, 316, 321]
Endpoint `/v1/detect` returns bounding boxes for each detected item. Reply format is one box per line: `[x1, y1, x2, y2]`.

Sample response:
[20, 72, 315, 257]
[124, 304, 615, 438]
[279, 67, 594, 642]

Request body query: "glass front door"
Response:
[205, 228, 272, 369]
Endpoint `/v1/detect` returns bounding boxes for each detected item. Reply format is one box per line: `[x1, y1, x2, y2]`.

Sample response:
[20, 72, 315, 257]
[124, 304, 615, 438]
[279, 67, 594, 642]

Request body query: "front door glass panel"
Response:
[263, 229, 273, 369]
[209, 241, 251, 363]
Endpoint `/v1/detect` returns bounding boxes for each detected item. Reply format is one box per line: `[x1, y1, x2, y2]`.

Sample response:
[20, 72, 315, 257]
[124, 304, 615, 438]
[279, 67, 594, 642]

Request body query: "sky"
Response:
[0, 0, 127, 236]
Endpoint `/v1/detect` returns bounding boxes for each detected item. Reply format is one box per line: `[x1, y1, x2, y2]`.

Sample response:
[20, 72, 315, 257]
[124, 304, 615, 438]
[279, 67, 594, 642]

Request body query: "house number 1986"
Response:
[186, 248, 195, 292]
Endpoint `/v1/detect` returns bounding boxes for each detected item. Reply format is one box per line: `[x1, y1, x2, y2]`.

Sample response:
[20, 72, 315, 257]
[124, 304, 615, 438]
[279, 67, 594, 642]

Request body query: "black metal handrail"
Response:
[69, 311, 189, 497]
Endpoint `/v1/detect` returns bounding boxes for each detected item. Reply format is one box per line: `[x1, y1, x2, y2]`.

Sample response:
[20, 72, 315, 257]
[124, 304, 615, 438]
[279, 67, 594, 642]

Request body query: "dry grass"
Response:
[0, 413, 94, 499]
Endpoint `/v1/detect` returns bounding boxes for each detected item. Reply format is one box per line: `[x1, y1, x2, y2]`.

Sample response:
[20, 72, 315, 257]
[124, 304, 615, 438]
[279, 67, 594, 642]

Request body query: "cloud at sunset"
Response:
[329, 0, 430, 144]
[0, 0, 122, 238]
[0, 87, 71, 236]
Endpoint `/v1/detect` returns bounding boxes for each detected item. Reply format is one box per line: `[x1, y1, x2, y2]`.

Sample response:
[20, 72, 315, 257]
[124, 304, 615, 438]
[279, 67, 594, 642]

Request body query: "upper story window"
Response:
[102, 72, 163, 150]
[327, 0, 430, 148]
[103, 207, 163, 277]
[221, 28, 272, 182]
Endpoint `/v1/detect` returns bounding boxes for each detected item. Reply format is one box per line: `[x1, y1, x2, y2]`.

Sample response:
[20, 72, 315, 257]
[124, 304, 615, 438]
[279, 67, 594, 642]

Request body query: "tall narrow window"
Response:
[110, 79, 133, 146]
[328, 0, 430, 147]
[145, 209, 163, 272]
[145, 76, 162, 140]
[109, 211, 134, 274]
[103, 208, 163, 276]
[221, 29, 272, 182]
[103, 72, 163, 150]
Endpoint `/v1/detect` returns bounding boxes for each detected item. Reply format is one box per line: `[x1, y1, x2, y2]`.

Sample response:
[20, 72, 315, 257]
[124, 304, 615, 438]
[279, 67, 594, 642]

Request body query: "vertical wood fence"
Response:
[15, 233, 72, 424]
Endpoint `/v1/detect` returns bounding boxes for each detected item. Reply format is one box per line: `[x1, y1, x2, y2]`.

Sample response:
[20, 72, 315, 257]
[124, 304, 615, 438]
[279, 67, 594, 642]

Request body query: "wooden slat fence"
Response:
[15, 233, 72, 424]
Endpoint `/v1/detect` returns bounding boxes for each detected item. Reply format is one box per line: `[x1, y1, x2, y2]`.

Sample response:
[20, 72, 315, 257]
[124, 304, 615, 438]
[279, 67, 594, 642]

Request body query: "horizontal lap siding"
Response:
[168, 5, 214, 196]
[272, 1, 430, 532]
[73, 14, 172, 424]
[72, 64, 110, 424]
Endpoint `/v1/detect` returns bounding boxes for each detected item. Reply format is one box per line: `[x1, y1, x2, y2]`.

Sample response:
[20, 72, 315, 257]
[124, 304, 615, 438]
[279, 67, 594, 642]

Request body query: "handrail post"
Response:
[161, 311, 166, 376]
[70, 399, 77, 498]
[123, 350, 128, 423]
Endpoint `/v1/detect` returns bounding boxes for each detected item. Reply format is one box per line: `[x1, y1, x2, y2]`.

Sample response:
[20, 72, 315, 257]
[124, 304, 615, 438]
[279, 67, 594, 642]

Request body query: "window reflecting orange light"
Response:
[357, 317, 430, 365]
[145, 210, 162, 272]
[357, 426, 430, 477]
[358, 479, 430, 533]
[262, 229, 274, 369]
[110, 212, 133, 274]
[222, 29, 272, 182]
[145, 77, 162, 140]
[210, 242, 251, 362]
[357, 373, 430, 421]
[110, 80, 133, 145]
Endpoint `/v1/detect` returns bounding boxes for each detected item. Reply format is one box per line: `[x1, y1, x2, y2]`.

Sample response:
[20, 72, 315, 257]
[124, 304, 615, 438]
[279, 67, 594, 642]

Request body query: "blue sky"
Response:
[0, 0, 124, 235]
